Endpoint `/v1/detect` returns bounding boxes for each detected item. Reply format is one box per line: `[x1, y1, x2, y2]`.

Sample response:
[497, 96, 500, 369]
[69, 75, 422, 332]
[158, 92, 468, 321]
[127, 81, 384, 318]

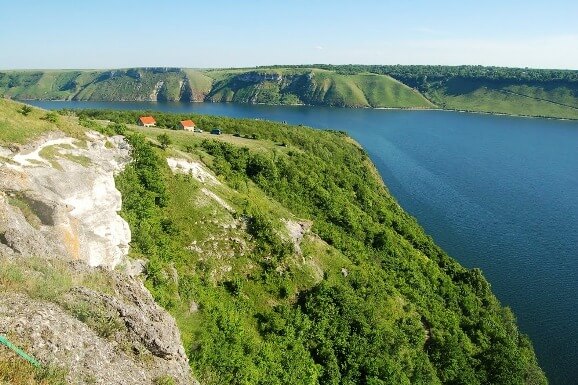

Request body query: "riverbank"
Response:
[374, 105, 578, 121]
[4, 65, 578, 120]
[18, 97, 578, 122]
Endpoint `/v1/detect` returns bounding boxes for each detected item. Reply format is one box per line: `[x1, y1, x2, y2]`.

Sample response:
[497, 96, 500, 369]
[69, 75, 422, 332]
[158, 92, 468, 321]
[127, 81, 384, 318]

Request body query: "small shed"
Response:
[138, 116, 156, 127]
[180, 120, 196, 131]
[211, 128, 222, 135]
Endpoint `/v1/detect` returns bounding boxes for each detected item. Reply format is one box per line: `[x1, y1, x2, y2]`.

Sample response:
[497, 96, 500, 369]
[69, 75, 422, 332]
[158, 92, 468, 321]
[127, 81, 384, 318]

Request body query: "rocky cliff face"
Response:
[0, 132, 131, 267]
[236, 71, 284, 83]
[0, 131, 192, 384]
[0, 263, 191, 385]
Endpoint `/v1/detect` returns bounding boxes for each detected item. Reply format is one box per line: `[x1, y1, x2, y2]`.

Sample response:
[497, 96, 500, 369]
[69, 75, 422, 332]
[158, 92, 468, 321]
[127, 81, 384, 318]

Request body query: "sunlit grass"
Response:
[0, 347, 67, 385]
[0, 99, 85, 145]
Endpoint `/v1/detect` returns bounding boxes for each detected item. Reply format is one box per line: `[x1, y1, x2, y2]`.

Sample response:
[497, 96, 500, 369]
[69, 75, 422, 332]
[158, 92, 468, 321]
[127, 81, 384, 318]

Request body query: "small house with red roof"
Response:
[138, 116, 156, 127]
[180, 119, 196, 131]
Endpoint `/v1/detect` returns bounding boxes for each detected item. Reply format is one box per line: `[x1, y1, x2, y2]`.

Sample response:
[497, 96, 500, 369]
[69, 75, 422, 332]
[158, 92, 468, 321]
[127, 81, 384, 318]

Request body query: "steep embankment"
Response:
[0, 68, 433, 108]
[204, 68, 433, 108]
[0, 67, 431, 108]
[76, 107, 547, 385]
[0, 70, 98, 101]
[3, 65, 578, 118]
[0, 99, 192, 384]
[0, 68, 200, 103]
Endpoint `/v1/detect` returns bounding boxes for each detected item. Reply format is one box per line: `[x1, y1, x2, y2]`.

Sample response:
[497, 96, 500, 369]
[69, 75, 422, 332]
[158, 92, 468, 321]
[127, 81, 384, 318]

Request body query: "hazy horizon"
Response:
[1, 63, 577, 71]
[2, 0, 578, 70]
[3, 57, 577, 73]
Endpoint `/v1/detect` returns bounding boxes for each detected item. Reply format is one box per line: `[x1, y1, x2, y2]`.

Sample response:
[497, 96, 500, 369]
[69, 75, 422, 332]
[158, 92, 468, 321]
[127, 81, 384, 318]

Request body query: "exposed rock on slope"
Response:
[167, 157, 234, 212]
[283, 219, 312, 255]
[167, 157, 220, 185]
[0, 262, 191, 385]
[0, 132, 131, 267]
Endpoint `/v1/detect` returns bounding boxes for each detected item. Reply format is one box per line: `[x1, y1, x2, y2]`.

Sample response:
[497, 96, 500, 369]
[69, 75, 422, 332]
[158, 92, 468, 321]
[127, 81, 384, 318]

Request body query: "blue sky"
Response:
[1, 0, 577, 69]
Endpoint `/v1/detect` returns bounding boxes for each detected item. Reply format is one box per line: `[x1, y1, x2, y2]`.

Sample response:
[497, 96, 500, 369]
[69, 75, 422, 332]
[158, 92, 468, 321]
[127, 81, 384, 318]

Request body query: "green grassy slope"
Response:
[0, 68, 433, 108]
[0, 69, 194, 102]
[77, 108, 547, 385]
[0, 70, 95, 100]
[0, 99, 84, 145]
[274, 64, 578, 118]
[73, 68, 189, 102]
[351, 73, 433, 107]
[182, 69, 214, 101]
[205, 68, 433, 107]
[428, 78, 578, 119]
[3, 65, 578, 118]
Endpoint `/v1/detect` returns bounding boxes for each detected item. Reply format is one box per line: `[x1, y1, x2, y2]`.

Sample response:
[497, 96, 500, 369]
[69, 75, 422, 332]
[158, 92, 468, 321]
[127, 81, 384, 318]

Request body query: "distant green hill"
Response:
[0, 70, 98, 100]
[2, 65, 578, 119]
[204, 68, 433, 108]
[0, 68, 195, 102]
[427, 78, 578, 119]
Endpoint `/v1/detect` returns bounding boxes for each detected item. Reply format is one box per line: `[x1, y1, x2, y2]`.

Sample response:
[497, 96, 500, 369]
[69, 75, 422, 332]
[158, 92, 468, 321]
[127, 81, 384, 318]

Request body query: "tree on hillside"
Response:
[42, 112, 59, 123]
[157, 133, 171, 150]
[18, 105, 33, 116]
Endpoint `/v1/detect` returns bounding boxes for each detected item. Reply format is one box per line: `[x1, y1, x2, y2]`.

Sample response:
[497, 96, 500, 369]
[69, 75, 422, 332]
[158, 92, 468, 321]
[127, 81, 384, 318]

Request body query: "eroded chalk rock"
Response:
[0, 287, 191, 385]
[167, 157, 220, 185]
[0, 132, 131, 267]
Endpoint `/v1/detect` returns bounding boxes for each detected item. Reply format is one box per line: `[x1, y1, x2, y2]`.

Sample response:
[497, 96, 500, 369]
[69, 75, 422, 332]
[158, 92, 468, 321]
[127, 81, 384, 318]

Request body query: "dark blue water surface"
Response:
[30, 101, 578, 384]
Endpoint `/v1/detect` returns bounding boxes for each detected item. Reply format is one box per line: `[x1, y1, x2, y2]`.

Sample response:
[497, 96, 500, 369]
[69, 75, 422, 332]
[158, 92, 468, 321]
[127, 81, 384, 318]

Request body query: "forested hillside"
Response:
[73, 107, 547, 384]
[2, 65, 578, 119]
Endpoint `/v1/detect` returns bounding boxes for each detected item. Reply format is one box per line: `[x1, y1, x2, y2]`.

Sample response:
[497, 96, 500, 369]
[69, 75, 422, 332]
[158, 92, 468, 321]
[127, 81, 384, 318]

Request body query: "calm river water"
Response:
[29, 101, 578, 384]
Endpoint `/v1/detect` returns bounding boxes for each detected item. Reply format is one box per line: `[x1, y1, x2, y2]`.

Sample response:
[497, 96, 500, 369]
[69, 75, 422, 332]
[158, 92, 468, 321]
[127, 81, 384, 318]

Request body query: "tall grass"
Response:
[0, 348, 67, 385]
[0, 99, 85, 145]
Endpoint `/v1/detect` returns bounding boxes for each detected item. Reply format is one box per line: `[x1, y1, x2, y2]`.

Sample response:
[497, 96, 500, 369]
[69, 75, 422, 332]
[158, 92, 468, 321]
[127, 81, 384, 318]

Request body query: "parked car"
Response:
[194, 128, 203, 133]
[211, 128, 222, 135]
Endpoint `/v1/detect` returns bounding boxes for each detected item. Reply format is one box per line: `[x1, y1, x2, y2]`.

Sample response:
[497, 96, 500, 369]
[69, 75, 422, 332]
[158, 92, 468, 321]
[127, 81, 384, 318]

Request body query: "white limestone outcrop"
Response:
[0, 132, 131, 267]
[166, 157, 220, 185]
